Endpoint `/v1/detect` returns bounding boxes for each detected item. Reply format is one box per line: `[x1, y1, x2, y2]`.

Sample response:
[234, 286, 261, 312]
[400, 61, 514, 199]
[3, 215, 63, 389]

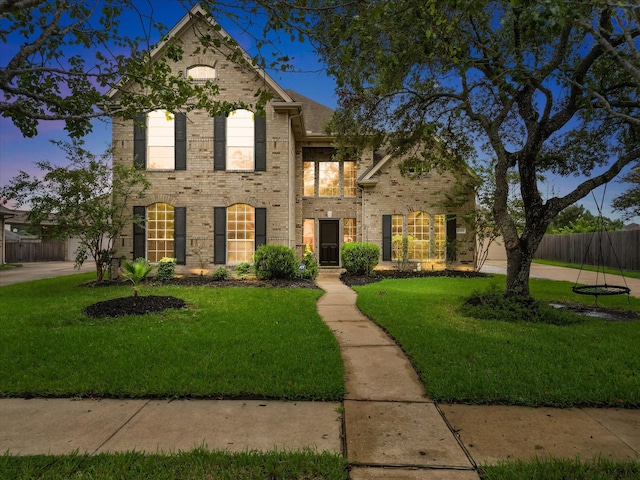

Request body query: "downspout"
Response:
[288, 112, 303, 251]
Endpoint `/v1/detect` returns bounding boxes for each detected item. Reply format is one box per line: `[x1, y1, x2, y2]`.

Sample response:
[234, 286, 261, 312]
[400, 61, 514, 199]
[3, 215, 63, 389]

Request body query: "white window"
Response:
[344, 162, 357, 196]
[187, 65, 216, 84]
[344, 218, 356, 243]
[408, 211, 430, 261]
[227, 109, 254, 170]
[391, 214, 403, 261]
[227, 204, 255, 263]
[303, 162, 315, 196]
[147, 203, 174, 263]
[147, 110, 174, 170]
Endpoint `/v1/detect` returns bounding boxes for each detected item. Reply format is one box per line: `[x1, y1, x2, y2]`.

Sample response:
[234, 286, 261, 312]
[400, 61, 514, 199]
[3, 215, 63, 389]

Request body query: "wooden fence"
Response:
[534, 230, 640, 272]
[6, 241, 66, 263]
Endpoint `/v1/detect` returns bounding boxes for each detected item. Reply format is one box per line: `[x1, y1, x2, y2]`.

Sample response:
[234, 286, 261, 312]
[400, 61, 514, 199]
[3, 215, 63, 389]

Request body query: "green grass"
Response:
[0, 274, 344, 400]
[354, 276, 640, 407]
[533, 258, 640, 279]
[480, 457, 640, 479]
[0, 448, 348, 480]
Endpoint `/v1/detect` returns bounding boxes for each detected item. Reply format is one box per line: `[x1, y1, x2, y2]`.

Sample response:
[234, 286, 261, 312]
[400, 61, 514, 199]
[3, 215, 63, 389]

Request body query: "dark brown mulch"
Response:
[84, 295, 187, 318]
[340, 269, 489, 286]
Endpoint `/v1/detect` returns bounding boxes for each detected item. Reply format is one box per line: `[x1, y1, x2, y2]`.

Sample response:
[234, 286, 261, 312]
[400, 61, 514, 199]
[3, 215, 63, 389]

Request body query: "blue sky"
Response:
[0, 3, 636, 223]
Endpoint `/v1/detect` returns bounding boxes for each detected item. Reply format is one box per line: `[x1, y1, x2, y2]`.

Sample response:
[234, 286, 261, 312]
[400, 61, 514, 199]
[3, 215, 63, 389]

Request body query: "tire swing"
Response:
[571, 185, 631, 306]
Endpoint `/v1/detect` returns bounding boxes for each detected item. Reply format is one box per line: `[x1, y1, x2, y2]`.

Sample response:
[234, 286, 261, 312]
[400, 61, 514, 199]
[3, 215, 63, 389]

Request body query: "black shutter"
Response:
[214, 115, 226, 170]
[255, 208, 267, 248]
[382, 215, 392, 261]
[214, 207, 226, 264]
[133, 115, 146, 169]
[175, 113, 187, 170]
[254, 115, 266, 171]
[133, 206, 146, 260]
[446, 214, 457, 262]
[174, 207, 186, 265]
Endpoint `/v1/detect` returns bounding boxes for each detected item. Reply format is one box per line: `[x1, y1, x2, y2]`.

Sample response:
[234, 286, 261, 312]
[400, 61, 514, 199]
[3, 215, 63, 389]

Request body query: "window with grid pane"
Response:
[408, 211, 430, 260]
[344, 162, 356, 196]
[227, 204, 255, 263]
[391, 214, 403, 261]
[227, 109, 254, 170]
[303, 162, 315, 196]
[318, 162, 339, 196]
[432, 214, 446, 260]
[147, 203, 174, 263]
[187, 65, 216, 84]
[303, 218, 315, 252]
[147, 110, 174, 170]
[344, 218, 356, 243]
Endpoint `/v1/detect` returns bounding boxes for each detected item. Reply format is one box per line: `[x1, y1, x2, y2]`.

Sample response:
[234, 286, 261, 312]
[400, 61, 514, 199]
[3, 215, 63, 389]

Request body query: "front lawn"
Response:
[0, 449, 348, 480]
[0, 274, 344, 400]
[353, 276, 640, 407]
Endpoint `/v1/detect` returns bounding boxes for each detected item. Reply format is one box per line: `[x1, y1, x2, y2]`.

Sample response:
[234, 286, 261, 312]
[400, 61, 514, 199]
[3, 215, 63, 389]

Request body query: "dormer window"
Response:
[187, 65, 216, 84]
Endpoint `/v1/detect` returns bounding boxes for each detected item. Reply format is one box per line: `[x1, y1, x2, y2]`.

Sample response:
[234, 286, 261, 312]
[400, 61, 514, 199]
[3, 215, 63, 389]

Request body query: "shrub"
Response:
[460, 289, 585, 326]
[297, 247, 318, 280]
[341, 242, 380, 275]
[212, 266, 230, 281]
[155, 257, 176, 281]
[234, 262, 253, 279]
[121, 258, 154, 297]
[253, 245, 298, 280]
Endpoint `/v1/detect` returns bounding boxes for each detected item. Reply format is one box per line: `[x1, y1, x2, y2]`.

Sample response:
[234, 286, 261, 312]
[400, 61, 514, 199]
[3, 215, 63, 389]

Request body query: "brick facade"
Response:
[110, 7, 476, 272]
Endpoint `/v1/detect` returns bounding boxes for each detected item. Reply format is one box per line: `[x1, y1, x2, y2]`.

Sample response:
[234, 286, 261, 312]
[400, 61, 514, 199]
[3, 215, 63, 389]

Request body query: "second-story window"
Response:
[147, 110, 175, 170]
[226, 109, 255, 170]
[302, 160, 357, 197]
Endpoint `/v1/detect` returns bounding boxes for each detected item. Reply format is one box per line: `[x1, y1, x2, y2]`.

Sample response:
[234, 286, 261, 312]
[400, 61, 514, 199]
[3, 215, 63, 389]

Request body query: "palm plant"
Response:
[121, 258, 154, 297]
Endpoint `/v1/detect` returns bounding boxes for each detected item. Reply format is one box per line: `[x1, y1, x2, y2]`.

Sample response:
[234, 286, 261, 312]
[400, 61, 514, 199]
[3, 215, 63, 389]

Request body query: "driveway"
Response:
[481, 260, 640, 298]
[0, 262, 94, 286]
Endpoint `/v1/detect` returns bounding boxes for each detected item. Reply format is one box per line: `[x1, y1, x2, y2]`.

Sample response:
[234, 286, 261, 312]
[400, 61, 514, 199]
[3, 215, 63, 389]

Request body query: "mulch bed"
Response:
[340, 268, 489, 286]
[84, 295, 188, 318]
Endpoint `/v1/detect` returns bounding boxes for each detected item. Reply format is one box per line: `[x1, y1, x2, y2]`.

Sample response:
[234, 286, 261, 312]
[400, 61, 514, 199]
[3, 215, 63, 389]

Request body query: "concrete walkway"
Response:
[0, 265, 638, 479]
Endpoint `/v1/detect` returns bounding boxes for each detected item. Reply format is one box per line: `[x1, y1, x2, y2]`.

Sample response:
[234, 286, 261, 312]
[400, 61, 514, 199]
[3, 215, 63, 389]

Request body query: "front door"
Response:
[319, 220, 339, 266]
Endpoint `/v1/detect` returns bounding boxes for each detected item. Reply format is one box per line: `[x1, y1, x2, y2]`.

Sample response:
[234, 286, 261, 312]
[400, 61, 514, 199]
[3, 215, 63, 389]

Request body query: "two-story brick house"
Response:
[109, 6, 476, 272]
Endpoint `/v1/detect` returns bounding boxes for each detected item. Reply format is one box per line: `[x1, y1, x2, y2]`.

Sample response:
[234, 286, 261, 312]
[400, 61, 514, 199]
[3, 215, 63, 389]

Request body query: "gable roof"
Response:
[106, 5, 293, 104]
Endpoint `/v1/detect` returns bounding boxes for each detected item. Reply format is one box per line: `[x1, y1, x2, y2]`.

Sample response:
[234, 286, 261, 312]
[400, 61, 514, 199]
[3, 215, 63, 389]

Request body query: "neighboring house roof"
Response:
[623, 223, 640, 231]
[284, 89, 334, 136]
[0, 205, 15, 219]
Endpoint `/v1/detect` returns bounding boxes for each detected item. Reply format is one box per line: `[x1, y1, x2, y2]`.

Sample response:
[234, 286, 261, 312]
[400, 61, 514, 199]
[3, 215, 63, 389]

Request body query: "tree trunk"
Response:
[95, 263, 104, 283]
[504, 244, 533, 297]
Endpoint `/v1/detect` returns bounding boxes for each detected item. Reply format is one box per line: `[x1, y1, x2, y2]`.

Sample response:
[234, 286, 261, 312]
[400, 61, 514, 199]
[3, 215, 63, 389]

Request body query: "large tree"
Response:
[612, 165, 640, 221]
[0, 0, 276, 138]
[292, 0, 640, 297]
[0, 140, 150, 282]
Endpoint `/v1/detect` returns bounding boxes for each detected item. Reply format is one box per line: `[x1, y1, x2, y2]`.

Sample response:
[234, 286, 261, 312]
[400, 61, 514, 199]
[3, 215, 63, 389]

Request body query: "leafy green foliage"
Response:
[612, 165, 640, 221]
[121, 258, 154, 296]
[301, 0, 640, 297]
[461, 291, 584, 326]
[297, 247, 319, 280]
[212, 266, 231, 280]
[234, 262, 254, 279]
[341, 242, 379, 275]
[155, 257, 176, 281]
[253, 245, 298, 280]
[547, 204, 623, 234]
[0, 140, 149, 282]
[0, 2, 276, 137]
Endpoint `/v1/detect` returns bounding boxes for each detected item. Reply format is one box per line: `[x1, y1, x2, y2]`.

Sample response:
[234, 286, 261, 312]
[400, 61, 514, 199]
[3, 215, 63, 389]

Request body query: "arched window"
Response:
[147, 110, 175, 170]
[227, 204, 255, 263]
[226, 109, 255, 170]
[408, 211, 430, 261]
[147, 203, 174, 263]
[186, 65, 216, 84]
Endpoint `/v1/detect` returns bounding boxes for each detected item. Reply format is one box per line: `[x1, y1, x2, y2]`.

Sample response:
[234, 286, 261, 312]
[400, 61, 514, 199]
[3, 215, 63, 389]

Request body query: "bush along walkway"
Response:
[315, 272, 478, 480]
